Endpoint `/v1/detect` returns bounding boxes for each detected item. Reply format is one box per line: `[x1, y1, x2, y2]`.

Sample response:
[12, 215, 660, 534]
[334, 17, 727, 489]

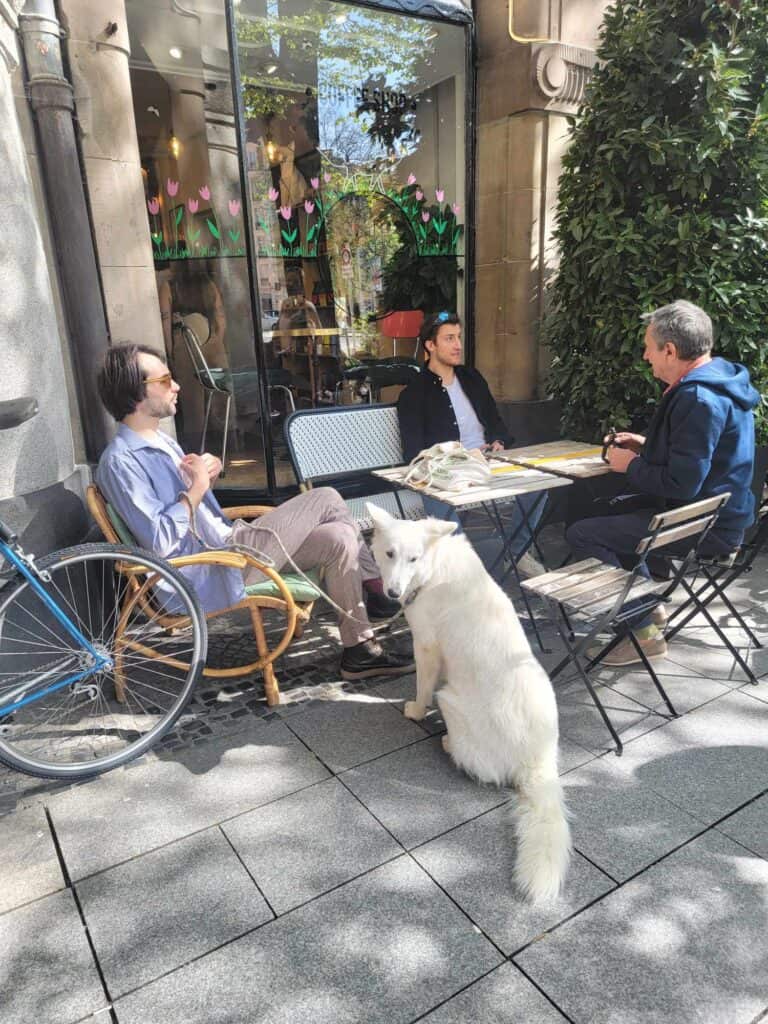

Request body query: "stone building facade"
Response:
[0, 0, 609, 549]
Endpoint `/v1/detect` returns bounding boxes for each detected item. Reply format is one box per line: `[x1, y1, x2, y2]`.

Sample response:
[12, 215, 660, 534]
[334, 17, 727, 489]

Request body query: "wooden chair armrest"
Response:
[221, 505, 275, 521]
[119, 551, 250, 574]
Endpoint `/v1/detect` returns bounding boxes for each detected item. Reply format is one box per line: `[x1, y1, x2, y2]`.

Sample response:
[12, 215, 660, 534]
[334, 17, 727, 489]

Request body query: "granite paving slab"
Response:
[561, 756, 707, 880]
[0, 889, 105, 1024]
[555, 678, 665, 753]
[662, 640, 748, 685]
[113, 856, 503, 1024]
[419, 961, 568, 1023]
[412, 801, 614, 954]
[47, 720, 330, 880]
[341, 735, 511, 850]
[601, 668, 732, 716]
[77, 827, 272, 997]
[373, 675, 446, 735]
[715, 793, 768, 859]
[0, 803, 65, 914]
[516, 830, 768, 1024]
[222, 777, 402, 913]
[613, 689, 768, 824]
[284, 693, 427, 772]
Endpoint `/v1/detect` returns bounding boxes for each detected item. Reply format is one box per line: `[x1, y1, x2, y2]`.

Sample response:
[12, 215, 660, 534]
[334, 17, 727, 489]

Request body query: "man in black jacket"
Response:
[397, 312, 546, 574]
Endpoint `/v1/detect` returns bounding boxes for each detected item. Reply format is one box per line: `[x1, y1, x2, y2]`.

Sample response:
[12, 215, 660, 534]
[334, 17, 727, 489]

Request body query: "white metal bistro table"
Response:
[373, 459, 573, 649]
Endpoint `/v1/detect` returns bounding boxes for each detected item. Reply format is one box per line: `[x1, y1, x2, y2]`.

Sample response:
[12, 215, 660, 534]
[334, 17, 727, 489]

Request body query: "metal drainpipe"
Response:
[18, 0, 112, 461]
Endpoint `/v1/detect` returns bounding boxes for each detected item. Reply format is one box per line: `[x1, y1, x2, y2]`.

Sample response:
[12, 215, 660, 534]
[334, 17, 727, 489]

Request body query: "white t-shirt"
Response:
[446, 377, 486, 451]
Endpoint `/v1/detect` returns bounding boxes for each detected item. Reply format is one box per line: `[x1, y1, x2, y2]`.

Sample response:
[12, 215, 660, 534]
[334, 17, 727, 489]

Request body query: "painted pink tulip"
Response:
[268, 187, 279, 202]
[147, 197, 160, 215]
[452, 203, 461, 215]
[186, 198, 199, 213]
[415, 189, 423, 201]
[407, 173, 417, 185]
[435, 188, 444, 202]
[199, 185, 211, 200]
[323, 171, 332, 183]
[166, 179, 179, 197]
[304, 199, 315, 214]
[228, 199, 241, 216]
[421, 210, 430, 223]
[310, 177, 319, 189]
[279, 205, 292, 220]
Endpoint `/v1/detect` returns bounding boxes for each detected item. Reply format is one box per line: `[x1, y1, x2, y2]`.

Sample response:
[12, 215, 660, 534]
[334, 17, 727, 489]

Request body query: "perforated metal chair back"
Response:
[283, 404, 424, 529]
[285, 404, 405, 484]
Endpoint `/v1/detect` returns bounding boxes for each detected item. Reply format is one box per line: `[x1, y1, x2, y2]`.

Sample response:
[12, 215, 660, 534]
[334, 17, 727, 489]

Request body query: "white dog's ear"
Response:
[425, 519, 458, 539]
[366, 502, 394, 529]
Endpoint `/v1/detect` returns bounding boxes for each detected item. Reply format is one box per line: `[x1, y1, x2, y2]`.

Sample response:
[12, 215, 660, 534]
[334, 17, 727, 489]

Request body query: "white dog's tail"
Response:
[513, 774, 571, 903]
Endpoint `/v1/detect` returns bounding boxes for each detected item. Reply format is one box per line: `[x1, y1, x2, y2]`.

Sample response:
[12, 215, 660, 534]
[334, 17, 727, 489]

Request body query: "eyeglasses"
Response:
[144, 372, 173, 388]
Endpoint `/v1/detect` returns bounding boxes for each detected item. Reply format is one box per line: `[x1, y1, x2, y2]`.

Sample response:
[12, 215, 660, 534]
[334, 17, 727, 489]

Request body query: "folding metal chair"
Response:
[522, 493, 731, 755]
[661, 493, 768, 685]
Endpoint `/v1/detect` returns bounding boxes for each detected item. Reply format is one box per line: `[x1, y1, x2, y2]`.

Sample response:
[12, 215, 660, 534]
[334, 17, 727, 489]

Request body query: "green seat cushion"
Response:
[106, 503, 138, 546]
[246, 568, 322, 604]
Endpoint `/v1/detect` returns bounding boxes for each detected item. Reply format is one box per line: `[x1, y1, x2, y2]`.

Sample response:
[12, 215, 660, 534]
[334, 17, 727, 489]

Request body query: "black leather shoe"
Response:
[340, 640, 414, 680]
[366, 590, 402, 621]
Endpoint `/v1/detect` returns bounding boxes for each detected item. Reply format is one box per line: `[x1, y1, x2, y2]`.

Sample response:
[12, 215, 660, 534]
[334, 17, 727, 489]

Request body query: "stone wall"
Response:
[0, 0, 80, 518]
[474, 0, 610, 402]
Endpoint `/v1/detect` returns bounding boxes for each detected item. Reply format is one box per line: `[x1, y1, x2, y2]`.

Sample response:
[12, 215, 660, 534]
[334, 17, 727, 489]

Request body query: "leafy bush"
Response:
[545, 0, 768, 442]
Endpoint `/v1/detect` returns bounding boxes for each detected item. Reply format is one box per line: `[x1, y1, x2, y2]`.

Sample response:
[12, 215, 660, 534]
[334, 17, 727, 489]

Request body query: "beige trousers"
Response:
[231, 487, 378, 647]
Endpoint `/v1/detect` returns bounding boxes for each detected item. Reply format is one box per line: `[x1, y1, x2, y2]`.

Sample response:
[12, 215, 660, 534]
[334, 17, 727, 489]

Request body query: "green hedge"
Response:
[545, 0, 768, 442]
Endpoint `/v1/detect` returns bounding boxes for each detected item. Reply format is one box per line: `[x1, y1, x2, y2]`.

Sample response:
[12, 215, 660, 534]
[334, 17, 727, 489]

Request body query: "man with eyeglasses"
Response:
[397, 312, 547, 576]
[95, 343, 413, 681]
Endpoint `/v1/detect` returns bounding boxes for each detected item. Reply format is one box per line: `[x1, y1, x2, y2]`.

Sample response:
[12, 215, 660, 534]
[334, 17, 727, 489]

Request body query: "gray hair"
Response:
[641, 300, 713, 360]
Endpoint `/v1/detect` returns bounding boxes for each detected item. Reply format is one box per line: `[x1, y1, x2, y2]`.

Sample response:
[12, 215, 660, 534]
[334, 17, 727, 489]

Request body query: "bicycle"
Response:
[0, 397, 207, 780]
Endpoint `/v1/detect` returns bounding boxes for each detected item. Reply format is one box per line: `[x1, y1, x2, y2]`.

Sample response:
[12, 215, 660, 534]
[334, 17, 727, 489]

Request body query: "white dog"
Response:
[367, 504, 571, 902]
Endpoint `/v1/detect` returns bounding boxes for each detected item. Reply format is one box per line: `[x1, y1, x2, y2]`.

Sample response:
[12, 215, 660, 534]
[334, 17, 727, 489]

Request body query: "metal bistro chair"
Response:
[176, 315, 295, 475]
[661, 489, 768, 685]
[284, 404, 425, 532]
[522, 493, 731, 754]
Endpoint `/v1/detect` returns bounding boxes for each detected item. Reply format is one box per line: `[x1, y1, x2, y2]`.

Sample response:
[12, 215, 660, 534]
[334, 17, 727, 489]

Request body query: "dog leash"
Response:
[178, 492, 405, 628]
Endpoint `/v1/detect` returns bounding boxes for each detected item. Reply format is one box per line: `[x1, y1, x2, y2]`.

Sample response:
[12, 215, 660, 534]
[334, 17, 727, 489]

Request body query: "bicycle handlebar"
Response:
[0, 397, 38, 431]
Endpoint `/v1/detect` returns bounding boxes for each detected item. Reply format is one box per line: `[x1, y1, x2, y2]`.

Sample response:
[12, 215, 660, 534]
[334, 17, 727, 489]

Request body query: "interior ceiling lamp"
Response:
[169, 134, 181, 158]
[169, 46, 183, 60]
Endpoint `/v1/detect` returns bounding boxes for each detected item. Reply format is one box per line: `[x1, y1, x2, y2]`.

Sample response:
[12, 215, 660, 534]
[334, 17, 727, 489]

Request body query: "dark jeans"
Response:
[566, 511, 742, 629]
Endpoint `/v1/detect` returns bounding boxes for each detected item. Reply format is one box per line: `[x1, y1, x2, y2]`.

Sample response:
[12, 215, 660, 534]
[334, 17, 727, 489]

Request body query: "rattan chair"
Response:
[86, 485, 320, 706]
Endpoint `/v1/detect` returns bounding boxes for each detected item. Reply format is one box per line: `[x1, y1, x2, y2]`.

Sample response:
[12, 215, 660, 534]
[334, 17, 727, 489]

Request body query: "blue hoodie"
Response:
[626, 357, 759, 540]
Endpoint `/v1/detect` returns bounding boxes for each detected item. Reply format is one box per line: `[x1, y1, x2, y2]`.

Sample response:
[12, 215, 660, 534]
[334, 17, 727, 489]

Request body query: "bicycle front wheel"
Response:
[0, 543, 207, 779]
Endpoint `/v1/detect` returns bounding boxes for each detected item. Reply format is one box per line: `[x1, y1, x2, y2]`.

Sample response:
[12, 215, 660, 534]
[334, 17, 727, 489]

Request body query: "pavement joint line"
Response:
[50, 771, 337, 887]
[44, 806, 118, 1024]
[284, 716, 439, 777]
[217, 822, 277, 920]
[404, 963, 508, 1024]
[403, 848, 509, 960]
[748, 1004, 768, 1024]
[507, 959, 579, 1024]
[506, 779, 768, 962]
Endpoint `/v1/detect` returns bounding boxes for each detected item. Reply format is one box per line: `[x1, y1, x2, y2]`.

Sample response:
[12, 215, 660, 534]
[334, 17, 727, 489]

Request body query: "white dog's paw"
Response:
[441, 733, 451, 753]
[404, 701, 425, 721]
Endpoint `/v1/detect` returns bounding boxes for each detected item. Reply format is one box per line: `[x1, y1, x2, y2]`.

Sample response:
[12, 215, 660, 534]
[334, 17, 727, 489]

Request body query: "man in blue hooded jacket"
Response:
[567, 299, 759, 665]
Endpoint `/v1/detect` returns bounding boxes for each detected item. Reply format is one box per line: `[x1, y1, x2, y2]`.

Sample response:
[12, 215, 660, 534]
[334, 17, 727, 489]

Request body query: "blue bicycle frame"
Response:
[0, 531, 112, 716]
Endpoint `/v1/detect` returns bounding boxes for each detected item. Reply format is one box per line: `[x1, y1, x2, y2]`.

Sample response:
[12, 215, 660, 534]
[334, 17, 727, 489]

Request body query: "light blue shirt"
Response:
[446, 377, 486, 450]
[95, 424, 246, 613]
